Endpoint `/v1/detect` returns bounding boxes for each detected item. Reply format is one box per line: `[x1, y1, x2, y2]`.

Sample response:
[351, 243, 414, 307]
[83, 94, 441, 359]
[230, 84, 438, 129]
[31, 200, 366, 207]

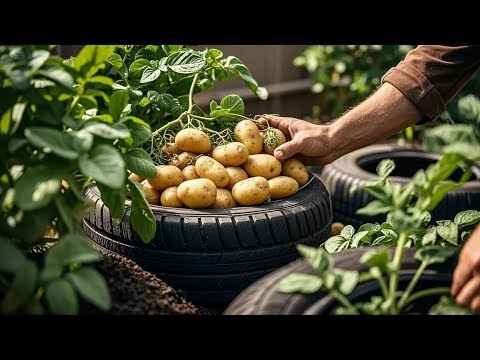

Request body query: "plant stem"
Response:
[151, 113, 186, 137]
[188, 73, 199, 114]
[374, 274, 389, 299]
[190, 114, 216, 121]
[331, 289, 359, 314]
[66, 95, 80, 116]
[388, 232, 408, 314]
[399, 287, 451, 310]
[397, 261, 428, 310]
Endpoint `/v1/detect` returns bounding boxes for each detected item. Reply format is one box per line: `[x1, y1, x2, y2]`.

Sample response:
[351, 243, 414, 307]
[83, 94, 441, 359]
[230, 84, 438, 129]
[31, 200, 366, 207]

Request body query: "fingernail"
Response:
[275, 150, 284, 158]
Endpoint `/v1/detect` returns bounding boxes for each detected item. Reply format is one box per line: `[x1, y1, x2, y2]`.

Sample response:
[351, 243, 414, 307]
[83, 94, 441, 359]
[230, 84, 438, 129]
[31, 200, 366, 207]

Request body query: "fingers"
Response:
[471, 295, 480, 313]
[455, 275, 480, 308]
[264, 115, 295, 138]
[274, 138, 303, 161]
[451, 256, 474, 297]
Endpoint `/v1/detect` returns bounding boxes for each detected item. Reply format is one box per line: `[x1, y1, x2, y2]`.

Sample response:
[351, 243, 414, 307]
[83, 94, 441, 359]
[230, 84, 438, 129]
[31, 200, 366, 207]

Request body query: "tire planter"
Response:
[224, 247, 456, 315]
[82, 176, 332, 305]
[320, 144, 480, 229]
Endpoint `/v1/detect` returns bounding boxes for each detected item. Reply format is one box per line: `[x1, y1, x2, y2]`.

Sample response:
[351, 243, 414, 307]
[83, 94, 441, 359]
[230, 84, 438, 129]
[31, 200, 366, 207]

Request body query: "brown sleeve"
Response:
[381, 45, 480, 123]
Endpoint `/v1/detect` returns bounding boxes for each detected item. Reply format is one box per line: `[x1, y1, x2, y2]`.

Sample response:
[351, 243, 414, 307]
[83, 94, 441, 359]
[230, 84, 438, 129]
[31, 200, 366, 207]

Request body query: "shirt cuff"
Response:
[381, 61, 446, 124]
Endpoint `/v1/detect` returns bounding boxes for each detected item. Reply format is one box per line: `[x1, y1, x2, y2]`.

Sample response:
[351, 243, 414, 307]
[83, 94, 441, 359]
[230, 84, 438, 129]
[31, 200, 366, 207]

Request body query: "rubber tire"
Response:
[82, 176, 332, 305]
[320, 144, 480, 229]
[224, 247, 457, 315]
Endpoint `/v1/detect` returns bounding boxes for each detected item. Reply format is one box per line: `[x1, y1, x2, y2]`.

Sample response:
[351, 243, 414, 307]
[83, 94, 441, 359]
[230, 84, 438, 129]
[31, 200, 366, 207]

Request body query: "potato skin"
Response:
[129, 172, 145, 184]
[225, 166, 249, 191]
[281, 158, 309, 186]
[182, 165, 200, 180]
[212, 142, 249, 166]
[177, 178, 217, 209]
[160, 186, 184, 208]
[195, 156, 230, 188]
[147, 165, 184, 191]
[268, 176, 299, 199]
[162, 142, 182, 157]
[141, 180, 160, 205]
[232, 176, 270, 206]
[175, 128, 211, 153]
[168, 151, 198, 170]
[242, 154, 282, 179]
[211, 188, 237, 209]
[264, 128, 287, 156]
[234, 120, 263, 155]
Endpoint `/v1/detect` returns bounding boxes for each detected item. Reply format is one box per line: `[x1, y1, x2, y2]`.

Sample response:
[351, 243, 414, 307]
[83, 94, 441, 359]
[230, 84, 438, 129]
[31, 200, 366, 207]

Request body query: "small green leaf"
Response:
[129, 59, 150, 78]
[356, 200, 393, 216]
[66, 267, 111, 312]
[87, 75, 114, 86]
[340, 225, 355, 240]
[210, 94, 245, 121]
[147, 91, 173, 113]
[25, 127, 79, 159]
[436, 220, 458, 245]
[69, 130, 93, 153]
[124, 117, 151, 147]
[40, 264, 63, 283]
[46, 279, 78, 315]
[210, 100, 218, 111]
[422, 181, 463, 211]
[351, 231, 370, 248]
[124, 148, 157, 178]
[98, 183, 126, 222]
[277, 273, 323, 294]
[334, 269, 359, 295]
[376, 159, 395, 180]
[37, 68, 74, 89]
[140, 67, 161, 83]
[128, 178, 156, 243]
[109, 89, 129, 122]
[360, 249, 391, 273]
[421, 226, 438, 246]
[297, 244, 333, 273]
[0, 238, 26, 273]
[167, 51, 205, 74]
[82, 122, 131, 139]
[324, 235, 350, 253]
[45, 233, 101, 267]
[387, 209, 422, 233]
[29, 50, 50, 70]
[381, 228, 398, 240]
[454, 210, 480, 228]
[106, 53, 123, 70]
[362, 183, 389, 202]
[429, 296, 472, 315]
[224, 56, 268, 99]
[76, 45, 116, 76]
[358, 223, 381, 235]
[371, 235, 396, 246]
[415, 246, 457, 266]
[79, 144, 126, 189]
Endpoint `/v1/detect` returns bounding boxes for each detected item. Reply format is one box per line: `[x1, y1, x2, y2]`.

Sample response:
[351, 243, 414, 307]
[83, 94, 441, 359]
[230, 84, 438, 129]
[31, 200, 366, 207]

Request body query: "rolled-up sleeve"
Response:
[381, 45, 480, 123]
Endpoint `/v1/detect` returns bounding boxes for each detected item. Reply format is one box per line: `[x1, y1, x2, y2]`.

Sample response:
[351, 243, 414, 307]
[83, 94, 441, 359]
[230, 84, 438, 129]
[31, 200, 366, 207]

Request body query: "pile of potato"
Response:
[129, 120, 309, 209]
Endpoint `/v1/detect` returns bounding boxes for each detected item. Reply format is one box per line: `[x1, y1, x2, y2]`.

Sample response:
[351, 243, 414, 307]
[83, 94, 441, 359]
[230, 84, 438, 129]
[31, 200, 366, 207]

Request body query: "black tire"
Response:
[82, 176, 332, 305]
[320, 144, 480, 229]
[224, 247, 457, 315]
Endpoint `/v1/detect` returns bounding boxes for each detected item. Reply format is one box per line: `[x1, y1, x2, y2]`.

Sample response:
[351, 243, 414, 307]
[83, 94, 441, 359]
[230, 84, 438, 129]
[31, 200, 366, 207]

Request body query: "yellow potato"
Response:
[234, 120, 263, 155]
[177, 178, 217, 209]
[282, 158, 309, 186]
[195, 156, 230, 188]
[182, 165, 200, 180]
[268, 176, 299, 199]
[160, 186, 184, 208]
[162, 142, 182, 157]
[212, 142, 249, 166]
[331, 222, 345, 236]
[232, 176, 270, 206]
[147, 165, 183, 191]
[175, 128, 211, 153]
[141, 180, 160, 205]
[264, 128, 287, 156]
[129, 172, 145, 184]
[242, 154, 282, 179]
[168, 151, 198, 170]
[225, 166, 249, 191]
[211, 188, 237, 209]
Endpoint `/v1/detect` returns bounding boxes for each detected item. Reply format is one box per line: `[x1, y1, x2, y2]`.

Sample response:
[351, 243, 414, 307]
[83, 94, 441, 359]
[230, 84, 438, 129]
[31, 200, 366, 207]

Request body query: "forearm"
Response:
[327, 83, 422, 161]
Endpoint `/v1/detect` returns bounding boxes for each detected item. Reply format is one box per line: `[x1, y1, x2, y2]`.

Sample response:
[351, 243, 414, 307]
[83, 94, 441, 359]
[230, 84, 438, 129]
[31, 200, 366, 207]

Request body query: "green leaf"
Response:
[211, 94, 245, 121]
[421, 226, 438, 246]
[79, 144, 126, 189]
[457, 94, 480, 122]
[69, 130, 93, 153]
[1, 260, 38, 314]
[387, 209, 422, 234]
[25, 127, 79, 159]
[45, 279, 78, 315]
[358, 223, 381, 235]
[124, 148, 156, 178]
[40, 264, 63, 283]
[443, 142, 480, 162]
[376, 159, 395, 180]
[7, 69, 30, 90]
[125, 117, 151, 147]
[162, 45, 184, 54]
[362, 183, 389, 202]
[340, 225, 355, 240]
[361, 249, 391, 273]
[129, 59, 150, 78]
[29, 50, 50, 70]
[334, 269, 359, 295]
[351, 231, 370, 248]
[0, 107, 11, 135]
[415, 246, 456, 266]
[147, 91, 174, 113]
[128, 178, 156, 243]
[422, 181, 463, 211]
[82, 122, 130, 139]
[454, 210, 480, 228]
[9, 102, 26, 135]
[76, 45, 116, 76]
[140, 67, 161, 83]
[167, 51, 205, 74]
[87, 75, 114, 87]
[37, 68, 74, 89]
[98, 183, 126, 222]
[224, 56, 268, 100]
[45, 233, 101, 267]
[297, 244, 333, 273]
[324, 235, 350, 253]
[170, 96, 189, 118]
[14, 165, 63, 210]
[277, 273, 323, 294]
[356, 200, 393, 216]
[381, 228, 398, 240]
[210, 100, 218, 111]
[429, 296, 472, 315]
[66, 267, 111, 312]
[436, 220, 458, 245]
[371, 235, 396, 246]
[109, 89, 129, 122]
[106, 53, 124, 70]
[0, 238, 26, 273]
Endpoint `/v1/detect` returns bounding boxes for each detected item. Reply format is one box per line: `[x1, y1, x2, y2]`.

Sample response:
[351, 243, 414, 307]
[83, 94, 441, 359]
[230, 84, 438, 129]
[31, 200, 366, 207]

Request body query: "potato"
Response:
[175, 128, 211, 153]
[168, 151, 198, 170]
[147, 165, 183, 191]
[195, 156, 230, 188]
[264, 128, 287, 156]
[282, 158, 309, 186]
[268, 176, 299, 199]
[242, 154, 282, 179]
[232, 177, 270, 206]
[211, 188, 237, 209]
[177, 178, 217, 209]
[182, 165, 200, 180]
[331, 222, 345, 236]
[128, 172, 145, 184]
[212, 142, 249, 166]
[141, 180, 160, 205]
[225, 166, 249, 191]
[160, 186, 184, 208]
[234, 120, 263, 155]
[162, 142, 182, 157]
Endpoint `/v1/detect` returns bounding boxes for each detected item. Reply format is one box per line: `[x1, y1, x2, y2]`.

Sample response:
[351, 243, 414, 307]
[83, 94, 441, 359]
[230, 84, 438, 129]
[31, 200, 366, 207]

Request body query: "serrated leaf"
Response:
[277, 273, 323, 294]
[415, 246, 456, 265]
[167, 51, 205, 74]
[454, 210, 480, 228]
[147, 91, 173, 113]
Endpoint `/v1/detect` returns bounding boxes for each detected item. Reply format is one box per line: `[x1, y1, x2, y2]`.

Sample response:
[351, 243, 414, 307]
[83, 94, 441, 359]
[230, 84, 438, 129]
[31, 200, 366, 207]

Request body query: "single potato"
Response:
[242, 154, 282, 179]
[162, 142, 182, 157]
[129, 172, 145, 184]
[182, 165, 200, 180]
[177, 178, 217, 209]
[175, 128, 211, 153]
[264, 128, 287, 156]
[268, 176, 299, 199]
[211, 188, 237, 209]
[234, 120, 263, 155]
[141, 180, 160, 205]
[160, 186, 184, 208]
[331, 222, 345, 236]
[225, 166, 249, 191]
[212, 142, 249, 166]
[168, 151, 198, 170]
[147, 165, 183, 191]
[232, 176, 270, 206]
[282, 158, 309, 186]
[195, 156, 230, 188]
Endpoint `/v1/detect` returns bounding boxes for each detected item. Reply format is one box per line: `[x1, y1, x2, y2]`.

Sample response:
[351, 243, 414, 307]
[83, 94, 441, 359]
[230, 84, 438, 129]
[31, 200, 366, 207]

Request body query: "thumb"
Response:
[274, 139, 302, 160]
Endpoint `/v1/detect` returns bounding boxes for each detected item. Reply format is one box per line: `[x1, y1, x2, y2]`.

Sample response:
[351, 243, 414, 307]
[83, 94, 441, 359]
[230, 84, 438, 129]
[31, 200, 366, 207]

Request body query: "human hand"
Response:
[263, 115, 336, 165]
[451, 225, 480, 313]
